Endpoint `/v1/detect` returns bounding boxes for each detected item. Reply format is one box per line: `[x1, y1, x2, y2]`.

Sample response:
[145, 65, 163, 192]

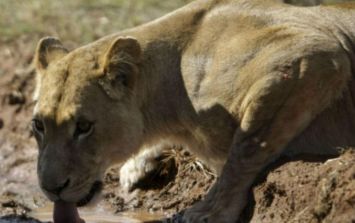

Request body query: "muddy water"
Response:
[30, 203, 163, 223]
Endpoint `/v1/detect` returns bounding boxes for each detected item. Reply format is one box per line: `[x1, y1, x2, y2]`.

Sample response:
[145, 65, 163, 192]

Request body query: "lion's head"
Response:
[32, 36, 144, 205]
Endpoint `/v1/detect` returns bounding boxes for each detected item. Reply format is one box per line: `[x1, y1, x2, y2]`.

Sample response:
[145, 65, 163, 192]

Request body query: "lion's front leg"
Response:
[182, 136, 276, 223]
[182, 178, 249, 223]
[183, 119, 312, 223]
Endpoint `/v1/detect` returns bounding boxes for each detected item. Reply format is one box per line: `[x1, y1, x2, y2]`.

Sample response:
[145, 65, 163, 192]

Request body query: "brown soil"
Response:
[0, 37, 354, 223]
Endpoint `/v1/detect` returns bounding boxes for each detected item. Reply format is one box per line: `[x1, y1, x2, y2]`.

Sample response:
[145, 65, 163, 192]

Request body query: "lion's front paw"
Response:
[119, 150, 161, 191]
[182, 183, 243, 223]
[182, 202, 213, 223]
[119, 158, 151, 191]
[183, 201, 237, 223]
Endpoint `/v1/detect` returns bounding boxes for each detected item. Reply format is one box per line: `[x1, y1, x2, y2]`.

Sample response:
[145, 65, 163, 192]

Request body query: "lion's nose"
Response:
[42, 179, 70, 195]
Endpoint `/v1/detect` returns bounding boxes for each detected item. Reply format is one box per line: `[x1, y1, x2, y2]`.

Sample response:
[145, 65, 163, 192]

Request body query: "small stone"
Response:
[8, 91, 25, 105]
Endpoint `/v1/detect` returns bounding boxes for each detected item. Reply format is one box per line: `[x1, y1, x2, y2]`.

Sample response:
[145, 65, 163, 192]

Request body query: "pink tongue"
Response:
[53, 201, 85, 223]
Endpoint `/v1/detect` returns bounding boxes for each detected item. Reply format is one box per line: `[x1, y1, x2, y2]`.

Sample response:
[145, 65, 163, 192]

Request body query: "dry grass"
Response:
[162, 147, 216, 178]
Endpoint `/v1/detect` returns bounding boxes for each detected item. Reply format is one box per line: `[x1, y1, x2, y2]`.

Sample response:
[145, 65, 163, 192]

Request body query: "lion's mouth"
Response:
[76, 181, 103, 207]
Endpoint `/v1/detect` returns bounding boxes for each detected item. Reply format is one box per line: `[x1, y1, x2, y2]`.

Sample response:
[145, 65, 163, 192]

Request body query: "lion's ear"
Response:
[34, 37, 68, 71]
[33, 37, 68, 101]
[102, 36, 141, 90]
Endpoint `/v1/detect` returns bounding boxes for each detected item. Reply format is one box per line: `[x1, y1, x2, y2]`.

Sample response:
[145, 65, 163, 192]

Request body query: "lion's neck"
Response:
[127, 1, 215, 147]
[136, 40, 197, 143]
[136, 45, 227, 171]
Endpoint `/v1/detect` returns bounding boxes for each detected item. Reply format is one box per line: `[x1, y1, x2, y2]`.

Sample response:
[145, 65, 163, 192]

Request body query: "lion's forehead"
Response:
[36, 50, 102, 122]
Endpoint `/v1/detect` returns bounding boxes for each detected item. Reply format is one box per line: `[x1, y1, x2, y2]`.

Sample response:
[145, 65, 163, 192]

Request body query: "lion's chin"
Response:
[76, 181, 103, 207]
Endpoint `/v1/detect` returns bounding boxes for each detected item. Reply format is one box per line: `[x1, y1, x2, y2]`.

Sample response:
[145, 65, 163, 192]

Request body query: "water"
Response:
[30, 203, 164, 223]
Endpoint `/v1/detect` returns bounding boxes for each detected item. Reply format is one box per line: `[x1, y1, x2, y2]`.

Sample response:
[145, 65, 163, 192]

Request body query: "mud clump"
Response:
[249, 151, 355, 223]
[0, 199, 30, 217]
[6, 91, 26, 106]
[103, 148, 216, 215]
[260, 182, 286, 208]
[100, 149, 354, 223]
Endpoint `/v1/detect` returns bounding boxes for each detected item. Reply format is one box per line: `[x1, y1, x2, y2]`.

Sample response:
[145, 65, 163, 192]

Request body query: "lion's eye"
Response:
[74, 121, 93, 139]
[32, 119, 45, 134]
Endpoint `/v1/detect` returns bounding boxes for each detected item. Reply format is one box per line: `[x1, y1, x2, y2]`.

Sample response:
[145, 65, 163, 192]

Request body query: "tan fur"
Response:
[33, 0, 355, 222]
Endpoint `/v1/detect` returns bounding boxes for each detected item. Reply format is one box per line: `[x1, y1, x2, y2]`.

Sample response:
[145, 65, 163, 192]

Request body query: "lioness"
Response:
[32, 0, 355, 222]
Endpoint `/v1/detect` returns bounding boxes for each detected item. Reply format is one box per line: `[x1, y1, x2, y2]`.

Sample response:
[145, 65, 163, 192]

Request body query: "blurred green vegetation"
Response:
[0, 0, 354, 44]
[0, 0, 191, 44]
